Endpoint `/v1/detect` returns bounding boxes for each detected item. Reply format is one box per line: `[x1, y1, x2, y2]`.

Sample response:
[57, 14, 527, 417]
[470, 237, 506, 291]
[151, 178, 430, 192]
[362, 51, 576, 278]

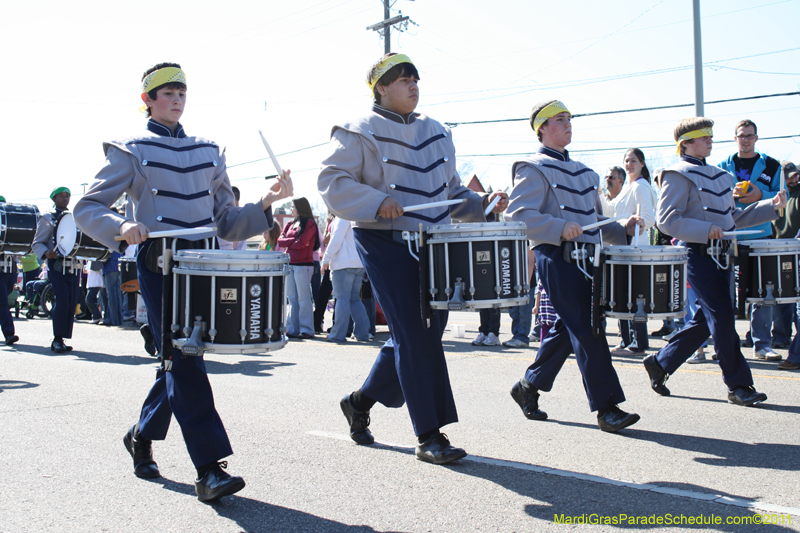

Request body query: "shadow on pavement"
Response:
[204, 358, 295, 377]
[0, 379, 39, 393]
[146, 477, 402, 532]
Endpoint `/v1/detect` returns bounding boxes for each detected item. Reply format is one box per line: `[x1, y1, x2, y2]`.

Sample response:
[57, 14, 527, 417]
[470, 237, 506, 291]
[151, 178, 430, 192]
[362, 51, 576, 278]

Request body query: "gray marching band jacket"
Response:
[507, 150, 628, 247]
[74, 130, 271, 250]
[31, 212, 59, 260]
[318, 107, 488, 229]
[656, 159, 777, 244]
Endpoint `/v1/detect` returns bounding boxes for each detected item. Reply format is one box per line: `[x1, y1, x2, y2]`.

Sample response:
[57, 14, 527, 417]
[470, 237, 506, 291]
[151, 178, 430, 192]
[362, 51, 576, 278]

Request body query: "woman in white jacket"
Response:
[612, 148, 658, 356]
[322, 216, 370, 342]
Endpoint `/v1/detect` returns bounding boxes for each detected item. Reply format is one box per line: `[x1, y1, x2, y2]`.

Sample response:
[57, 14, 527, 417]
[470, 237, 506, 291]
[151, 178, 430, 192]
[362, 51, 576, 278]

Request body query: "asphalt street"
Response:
[1, 310, 799, 532]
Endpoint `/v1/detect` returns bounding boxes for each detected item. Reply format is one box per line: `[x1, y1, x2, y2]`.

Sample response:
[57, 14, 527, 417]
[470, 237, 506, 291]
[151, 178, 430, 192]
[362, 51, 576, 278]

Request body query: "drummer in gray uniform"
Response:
[74, 62, 293, 502]
[643, 117, 785, 406]
[319, 53, 508, 464]
[506, 100, 644, 432]
[0, 194, 20, 346]
[32, 187, 80, 353]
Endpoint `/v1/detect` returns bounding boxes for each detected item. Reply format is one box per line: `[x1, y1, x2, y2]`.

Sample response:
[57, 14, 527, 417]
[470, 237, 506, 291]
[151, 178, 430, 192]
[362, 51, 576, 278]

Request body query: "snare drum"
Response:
[0, 203, 39, 254]
[55, 212, 110, 261]
[171, 249, 289, 354]
[736, 238, 800, 306]
[426, 222, 530, 311]
[120, 257, 139, 293]
[601, 245, 688, 322]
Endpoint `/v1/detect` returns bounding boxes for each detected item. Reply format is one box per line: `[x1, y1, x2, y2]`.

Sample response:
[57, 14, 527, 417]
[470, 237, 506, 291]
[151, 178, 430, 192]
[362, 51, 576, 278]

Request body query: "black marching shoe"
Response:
[123, 424, 160, 479]
[510, 379, 548, 420]
[728, 386, 768, 407]
[139, 324, 157, 356]
[340, 394, 374, 445]
[597, 406, 640, 433]
[51, 339, 72, 353]
[415, 433, 467, 464]
[5, 335, 19, 346]
[650, 325, 673, 338]
[195, 461, 245, 502]
[643, 354, 670, 396]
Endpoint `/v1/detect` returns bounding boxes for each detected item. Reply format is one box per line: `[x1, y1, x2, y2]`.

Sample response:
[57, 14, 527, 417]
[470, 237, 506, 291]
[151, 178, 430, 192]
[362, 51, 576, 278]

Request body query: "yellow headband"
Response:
[367, 54, 414, 92]
[139, 67, 186, 112]
[675, 127, 713, 155]
[532, 101, 571, 135]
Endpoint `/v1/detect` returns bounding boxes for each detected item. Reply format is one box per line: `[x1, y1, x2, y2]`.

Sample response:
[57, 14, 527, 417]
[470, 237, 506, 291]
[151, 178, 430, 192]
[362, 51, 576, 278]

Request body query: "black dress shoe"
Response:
[650, 325, 673, 337]
[510, 379, 548, 420]
[643, 354, 670, 396]
[139, 324, 157, 356]
[741, 338, 754, 348]
[597, 405, 640, 433]
[415, 433, 467, 464]
[728, 386, 767, 406]
[340, 395, 374, 445]
[5, 335, 19, 346]
[51, 339, 68, 353]
[123, 424, 161, 479]
[195, 461, 245, 502]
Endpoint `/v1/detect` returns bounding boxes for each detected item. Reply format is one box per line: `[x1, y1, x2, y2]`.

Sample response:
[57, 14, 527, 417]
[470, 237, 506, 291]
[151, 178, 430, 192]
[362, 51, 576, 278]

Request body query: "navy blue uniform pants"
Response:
[524, 244, 626, 412]
[354, 229, 457, 437]
[48, 260, 79, 339]
[135, 243, 232, 468]
[0, 268, 16, 338]
[656, 244, 753, 389]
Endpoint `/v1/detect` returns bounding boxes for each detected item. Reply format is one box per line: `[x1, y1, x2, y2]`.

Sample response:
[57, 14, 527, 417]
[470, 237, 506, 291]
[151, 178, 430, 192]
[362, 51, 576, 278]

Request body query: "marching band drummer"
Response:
[506, 100, 644, 433]
[74, 62, 293, 502]
[318, 53, 508, 464]
[0, 195, 20, 346]
[31, 187, 80, 353]
[643, 118, 786, 406]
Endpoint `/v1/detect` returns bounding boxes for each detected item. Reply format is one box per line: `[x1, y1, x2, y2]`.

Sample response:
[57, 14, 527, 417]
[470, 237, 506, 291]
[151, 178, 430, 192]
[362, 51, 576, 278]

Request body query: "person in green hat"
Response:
[31, 186, 80, 352]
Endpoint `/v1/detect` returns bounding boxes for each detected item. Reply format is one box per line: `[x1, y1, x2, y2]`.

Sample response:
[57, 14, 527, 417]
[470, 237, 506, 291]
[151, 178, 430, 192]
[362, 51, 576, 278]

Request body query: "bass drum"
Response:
[0, 203, 39, 254]
[55, 212, 110, 261]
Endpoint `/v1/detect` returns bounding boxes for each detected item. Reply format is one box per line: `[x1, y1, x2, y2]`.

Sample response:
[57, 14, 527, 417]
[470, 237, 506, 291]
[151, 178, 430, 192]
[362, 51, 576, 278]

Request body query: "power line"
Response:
[457, 133, 800, 158]
[444, 91, 800, 127]
[227, 142, 329, 169]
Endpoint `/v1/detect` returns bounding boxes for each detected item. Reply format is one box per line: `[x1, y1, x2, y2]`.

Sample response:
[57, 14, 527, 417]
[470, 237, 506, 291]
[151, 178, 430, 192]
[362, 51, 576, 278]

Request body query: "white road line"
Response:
[308, 430, 800, 516]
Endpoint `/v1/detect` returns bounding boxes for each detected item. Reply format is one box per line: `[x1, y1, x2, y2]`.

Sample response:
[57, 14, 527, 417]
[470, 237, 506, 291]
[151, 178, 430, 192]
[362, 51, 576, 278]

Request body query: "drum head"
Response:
[55, 213, 77, 256]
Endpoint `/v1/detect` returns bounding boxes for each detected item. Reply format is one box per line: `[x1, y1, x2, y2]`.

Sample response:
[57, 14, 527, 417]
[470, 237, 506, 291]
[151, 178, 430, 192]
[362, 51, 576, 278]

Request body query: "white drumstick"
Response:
[258, 130, 285, 178]
[581, 215, 626, 232]
[403, 199, 466, 213]
[633, 205, 641, 247]
[484, 195, 501, 216]
[722, 230, 761, 237]
[114, 226, 217, 241]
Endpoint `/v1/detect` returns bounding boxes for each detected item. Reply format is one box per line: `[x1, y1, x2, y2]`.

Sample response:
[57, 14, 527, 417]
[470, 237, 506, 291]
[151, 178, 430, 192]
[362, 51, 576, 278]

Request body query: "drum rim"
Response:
[426, 221, 528, 235]
[173, 266, 290, 276]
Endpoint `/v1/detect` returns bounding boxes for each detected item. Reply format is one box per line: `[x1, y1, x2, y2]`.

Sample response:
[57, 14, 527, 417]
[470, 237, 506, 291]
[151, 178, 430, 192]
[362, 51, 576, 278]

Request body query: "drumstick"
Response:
[114, 226, 217, 241]
[403, 199, 466, 213]
[258, 130, 285, 179]
[780, 168, 786, 217]
[484, 195, 501, 216]
[722, 230, 761, 237]
[633, 205, 641, 247]
[581, 215, 626, 232]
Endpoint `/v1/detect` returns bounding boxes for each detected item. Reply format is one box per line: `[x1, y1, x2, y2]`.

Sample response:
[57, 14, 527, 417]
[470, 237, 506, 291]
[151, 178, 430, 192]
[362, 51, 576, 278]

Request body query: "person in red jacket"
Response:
[278, 197, 320, 338]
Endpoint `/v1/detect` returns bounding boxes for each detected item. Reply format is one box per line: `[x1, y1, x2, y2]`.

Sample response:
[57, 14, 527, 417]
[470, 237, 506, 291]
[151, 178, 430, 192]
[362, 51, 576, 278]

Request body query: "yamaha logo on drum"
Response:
[249, 284, 262, 341]
[501, 247, 511, 296]
[673, 269, 681, 304]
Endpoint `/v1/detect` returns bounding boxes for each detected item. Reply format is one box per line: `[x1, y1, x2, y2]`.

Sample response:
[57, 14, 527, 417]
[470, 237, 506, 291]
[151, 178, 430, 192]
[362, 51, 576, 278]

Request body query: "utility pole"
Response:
[692, 0, 704, 117]
[366, 0, 410, 54]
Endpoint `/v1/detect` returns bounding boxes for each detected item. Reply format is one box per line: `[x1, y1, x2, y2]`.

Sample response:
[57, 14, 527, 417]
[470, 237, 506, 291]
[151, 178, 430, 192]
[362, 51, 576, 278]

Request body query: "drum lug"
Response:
[177, 316, 207, 357]
[763, 283, 776, 306]
[448, 278, 466, 311]
[633, 296, 648, 323]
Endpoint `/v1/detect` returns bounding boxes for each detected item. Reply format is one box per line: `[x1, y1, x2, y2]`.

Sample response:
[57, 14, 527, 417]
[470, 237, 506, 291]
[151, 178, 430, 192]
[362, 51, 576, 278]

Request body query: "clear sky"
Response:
[2, 0, 798, 215]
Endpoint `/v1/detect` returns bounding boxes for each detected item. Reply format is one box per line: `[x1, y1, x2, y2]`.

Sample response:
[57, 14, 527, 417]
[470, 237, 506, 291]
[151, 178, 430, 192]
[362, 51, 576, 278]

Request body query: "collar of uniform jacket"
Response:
[537, 145, 570, 162]
[681, 155, 706, 166]
[147, 118, 186, 138]
[371, 103, 417, 125]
